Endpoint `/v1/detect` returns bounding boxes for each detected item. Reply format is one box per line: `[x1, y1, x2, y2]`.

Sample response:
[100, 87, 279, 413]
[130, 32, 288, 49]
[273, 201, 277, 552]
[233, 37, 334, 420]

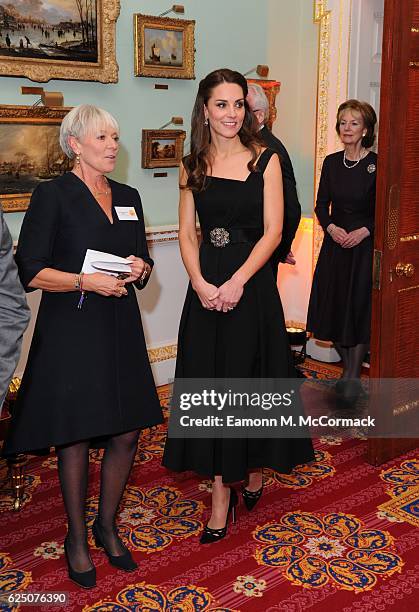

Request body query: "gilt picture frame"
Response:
[0, 0, 120, 83]
[141, 129, 186, 169]
[134, 13, 195, 80]
[0, 105, 71, 212]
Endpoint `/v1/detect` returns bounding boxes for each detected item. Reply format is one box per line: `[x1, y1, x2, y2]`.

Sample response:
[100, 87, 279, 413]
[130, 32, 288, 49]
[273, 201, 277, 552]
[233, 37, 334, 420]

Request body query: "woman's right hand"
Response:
[83, 272, 128, 297]
[191, 278, 219, 310]
[327, 224, 348, 245]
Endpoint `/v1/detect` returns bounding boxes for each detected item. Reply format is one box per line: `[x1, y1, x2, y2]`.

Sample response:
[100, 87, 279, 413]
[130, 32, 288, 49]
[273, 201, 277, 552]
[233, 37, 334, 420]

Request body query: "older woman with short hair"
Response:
[4, 104, 162, 588]
[307, 99, 377, 397]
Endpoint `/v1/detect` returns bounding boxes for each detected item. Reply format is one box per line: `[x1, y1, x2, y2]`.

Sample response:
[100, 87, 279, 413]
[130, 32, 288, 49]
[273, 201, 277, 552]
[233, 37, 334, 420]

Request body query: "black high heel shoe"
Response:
[64, 538, 96, 589]
[242, 483, 263, 511]
[92, 519, 138, 572]
[200, 487, 238, 544]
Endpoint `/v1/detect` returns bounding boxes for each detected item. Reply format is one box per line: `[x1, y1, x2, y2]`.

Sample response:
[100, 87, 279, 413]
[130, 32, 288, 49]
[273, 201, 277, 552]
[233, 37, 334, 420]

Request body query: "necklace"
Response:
[92, 177, 110, 197]
[343, 148, 367, 168]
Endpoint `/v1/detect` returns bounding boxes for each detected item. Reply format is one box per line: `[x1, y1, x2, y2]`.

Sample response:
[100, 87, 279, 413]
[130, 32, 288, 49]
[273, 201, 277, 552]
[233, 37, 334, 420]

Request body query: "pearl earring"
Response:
[204, 118, 208, 126]
[75, 153, 80, 165]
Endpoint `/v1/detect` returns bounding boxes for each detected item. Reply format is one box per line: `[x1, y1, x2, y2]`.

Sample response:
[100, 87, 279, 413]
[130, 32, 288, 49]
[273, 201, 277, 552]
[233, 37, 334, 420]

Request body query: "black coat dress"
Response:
[162, 150, 314, 483]
[3, 173, 162, 455]
[307, 151, 377, 345]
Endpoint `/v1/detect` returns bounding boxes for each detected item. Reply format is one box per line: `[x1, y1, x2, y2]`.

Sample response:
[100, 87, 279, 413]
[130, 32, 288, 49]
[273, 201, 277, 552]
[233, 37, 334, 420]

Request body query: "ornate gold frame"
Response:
[0, 105, 71, 212]
[134, 14, 195, 79]
[0, 1, 120, 83]
[247, 78, 281, 130]
[141, 129, 186, 169]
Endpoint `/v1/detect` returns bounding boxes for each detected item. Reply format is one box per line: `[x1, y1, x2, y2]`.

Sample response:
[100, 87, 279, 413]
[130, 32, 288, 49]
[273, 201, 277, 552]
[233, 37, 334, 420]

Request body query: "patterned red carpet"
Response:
[0, 360, 418, 611]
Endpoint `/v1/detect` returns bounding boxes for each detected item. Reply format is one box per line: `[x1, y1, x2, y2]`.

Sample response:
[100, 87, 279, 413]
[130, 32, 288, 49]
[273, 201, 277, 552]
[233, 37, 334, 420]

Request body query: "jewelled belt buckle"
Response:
[209, 227, 230, 247]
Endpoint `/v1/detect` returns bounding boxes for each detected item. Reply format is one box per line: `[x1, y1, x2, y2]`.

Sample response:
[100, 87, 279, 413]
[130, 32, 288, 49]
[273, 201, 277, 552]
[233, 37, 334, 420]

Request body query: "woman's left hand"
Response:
[124, 255, 151, 283]
[214, 276, 244, 313]
[341, 227, 370, 248]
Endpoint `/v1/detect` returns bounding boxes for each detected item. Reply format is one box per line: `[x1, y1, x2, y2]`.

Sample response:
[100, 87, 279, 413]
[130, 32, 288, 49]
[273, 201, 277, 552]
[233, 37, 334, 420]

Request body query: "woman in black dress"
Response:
[307, 99, 377, 394]
[3, 105, 162, 587]
[162, 69, 314, 543]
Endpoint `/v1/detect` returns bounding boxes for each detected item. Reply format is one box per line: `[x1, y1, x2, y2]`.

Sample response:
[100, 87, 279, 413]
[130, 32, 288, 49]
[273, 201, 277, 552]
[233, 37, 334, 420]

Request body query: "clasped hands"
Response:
[327, 225, 370, 248]
[83, 255, 150, 297]
[193, 277, 244, 313]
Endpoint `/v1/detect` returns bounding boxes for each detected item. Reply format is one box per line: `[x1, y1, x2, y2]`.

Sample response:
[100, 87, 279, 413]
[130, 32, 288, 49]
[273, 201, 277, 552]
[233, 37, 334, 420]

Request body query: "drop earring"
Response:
[75, 153, 80, 165]
[204, 118, 208, 126]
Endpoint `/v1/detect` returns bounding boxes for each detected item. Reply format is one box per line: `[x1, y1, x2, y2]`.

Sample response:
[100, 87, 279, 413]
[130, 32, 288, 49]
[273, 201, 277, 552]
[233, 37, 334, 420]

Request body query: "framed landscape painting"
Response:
[0, 0, 120, 82]
[141, 129, 186, 169]
[134, 14, 195, 79]
[0, 105, 71, 212]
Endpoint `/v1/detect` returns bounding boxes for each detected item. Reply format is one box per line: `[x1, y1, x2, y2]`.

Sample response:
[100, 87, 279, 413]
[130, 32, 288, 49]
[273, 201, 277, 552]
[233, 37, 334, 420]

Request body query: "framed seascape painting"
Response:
[134, 14, 195, 79]
[141, 129, 186, 169]
[0, 105, 71, 212]
[0, 0, 120, 82]
[247, 78, 281, 130]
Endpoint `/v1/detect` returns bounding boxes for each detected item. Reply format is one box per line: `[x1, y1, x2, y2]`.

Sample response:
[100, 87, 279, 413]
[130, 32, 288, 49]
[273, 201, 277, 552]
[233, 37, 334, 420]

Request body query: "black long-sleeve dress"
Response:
[259, 126, 301, 267]
[3, 173, 163, 455]
[162, 149, 314, 483]
[307, 150, 377, 345]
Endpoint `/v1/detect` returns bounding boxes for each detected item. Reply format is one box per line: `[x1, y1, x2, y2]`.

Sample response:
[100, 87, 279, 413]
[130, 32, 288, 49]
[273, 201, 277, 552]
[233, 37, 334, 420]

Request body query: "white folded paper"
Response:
[81, 249, 132, 276]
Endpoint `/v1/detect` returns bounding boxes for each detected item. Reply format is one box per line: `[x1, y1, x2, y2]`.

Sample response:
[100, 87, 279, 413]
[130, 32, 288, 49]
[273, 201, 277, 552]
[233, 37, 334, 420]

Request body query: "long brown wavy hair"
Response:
[183, 68, 263, 192]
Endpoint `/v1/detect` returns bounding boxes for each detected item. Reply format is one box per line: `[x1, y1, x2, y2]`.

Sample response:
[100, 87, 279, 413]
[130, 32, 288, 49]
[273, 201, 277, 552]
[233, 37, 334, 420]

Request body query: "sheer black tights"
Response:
[57, 440, 91, 572]
[334, 342, 369, 380]
[56, 429, 139, 571]
[97, 429, 140, 556]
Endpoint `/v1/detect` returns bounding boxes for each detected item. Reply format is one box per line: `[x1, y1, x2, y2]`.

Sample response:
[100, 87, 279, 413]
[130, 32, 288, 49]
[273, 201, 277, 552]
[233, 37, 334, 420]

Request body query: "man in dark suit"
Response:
[247, 83, 301, 271]
[0, 207, 30, 415]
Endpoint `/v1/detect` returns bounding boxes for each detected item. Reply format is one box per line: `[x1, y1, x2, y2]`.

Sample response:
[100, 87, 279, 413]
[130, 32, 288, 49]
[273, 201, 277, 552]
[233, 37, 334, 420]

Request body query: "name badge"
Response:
[115, 206, 139, 221]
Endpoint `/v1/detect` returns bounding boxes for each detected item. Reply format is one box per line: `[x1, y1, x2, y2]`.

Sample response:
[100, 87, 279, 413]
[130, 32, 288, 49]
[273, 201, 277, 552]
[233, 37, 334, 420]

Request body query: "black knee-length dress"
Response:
[162, 149, 315, 482]
[3, 173, 163, 455]
[307, 151, 377, 345]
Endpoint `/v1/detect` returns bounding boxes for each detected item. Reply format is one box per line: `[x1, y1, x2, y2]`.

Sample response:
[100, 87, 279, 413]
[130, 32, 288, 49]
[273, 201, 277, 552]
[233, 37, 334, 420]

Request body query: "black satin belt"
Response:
[202, 227, 262, 247]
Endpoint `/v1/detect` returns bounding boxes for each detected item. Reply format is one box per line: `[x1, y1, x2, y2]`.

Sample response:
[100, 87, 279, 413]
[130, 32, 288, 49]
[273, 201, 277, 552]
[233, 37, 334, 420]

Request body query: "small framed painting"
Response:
[134, 14, 195, 80]
[141, 129, 186, 169]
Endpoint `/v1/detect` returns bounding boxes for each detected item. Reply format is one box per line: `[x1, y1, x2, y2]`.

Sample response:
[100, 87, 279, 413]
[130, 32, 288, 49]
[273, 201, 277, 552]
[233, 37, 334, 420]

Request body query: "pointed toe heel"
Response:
[241, 485, 263, 511]
[92, 519, 137, 572]
[199, 487, 238, 545]
[64, 538, 96, 589]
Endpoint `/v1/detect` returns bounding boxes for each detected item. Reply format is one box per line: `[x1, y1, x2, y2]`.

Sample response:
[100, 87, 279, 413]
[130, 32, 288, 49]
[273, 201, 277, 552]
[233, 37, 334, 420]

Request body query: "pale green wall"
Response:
[267, 0, 318, 218]
[2, 0, 318, 241]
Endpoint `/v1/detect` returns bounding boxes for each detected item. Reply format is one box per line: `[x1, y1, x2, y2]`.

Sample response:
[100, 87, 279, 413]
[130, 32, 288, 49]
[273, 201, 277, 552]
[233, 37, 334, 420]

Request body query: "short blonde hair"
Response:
[59, 104, 119, 159]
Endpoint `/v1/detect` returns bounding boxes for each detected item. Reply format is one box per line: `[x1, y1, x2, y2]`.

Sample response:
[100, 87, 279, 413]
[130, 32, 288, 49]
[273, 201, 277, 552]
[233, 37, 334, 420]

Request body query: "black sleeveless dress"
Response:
[162, 149, 314, 482]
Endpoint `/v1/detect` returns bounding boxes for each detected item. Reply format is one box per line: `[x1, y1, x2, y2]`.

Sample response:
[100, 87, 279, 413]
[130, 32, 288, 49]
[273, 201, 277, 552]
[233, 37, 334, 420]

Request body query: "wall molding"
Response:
[313, 0, 352, 265]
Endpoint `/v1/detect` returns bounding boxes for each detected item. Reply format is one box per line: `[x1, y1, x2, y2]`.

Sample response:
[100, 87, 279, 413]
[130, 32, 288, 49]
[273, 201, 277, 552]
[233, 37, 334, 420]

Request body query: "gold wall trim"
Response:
[398, 285, 419, 294]
[148, 343, 177, 364]
[313, 0, 331, 267]
[400, 234, 419, 242]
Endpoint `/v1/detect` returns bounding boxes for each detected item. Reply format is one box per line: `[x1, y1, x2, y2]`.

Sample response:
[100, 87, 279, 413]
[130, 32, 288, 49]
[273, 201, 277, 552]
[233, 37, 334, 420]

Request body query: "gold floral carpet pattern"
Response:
[0, 361, 418, 611]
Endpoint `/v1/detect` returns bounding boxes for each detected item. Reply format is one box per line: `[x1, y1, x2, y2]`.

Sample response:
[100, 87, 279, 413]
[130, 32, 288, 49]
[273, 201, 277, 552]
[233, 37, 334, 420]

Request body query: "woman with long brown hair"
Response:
[163, 69, 314, 543]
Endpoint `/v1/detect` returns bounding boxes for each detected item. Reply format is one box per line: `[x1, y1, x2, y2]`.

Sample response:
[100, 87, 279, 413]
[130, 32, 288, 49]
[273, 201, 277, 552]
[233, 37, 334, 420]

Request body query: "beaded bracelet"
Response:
[75, 272, 87, 310]
[74, 272, 83, 291]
